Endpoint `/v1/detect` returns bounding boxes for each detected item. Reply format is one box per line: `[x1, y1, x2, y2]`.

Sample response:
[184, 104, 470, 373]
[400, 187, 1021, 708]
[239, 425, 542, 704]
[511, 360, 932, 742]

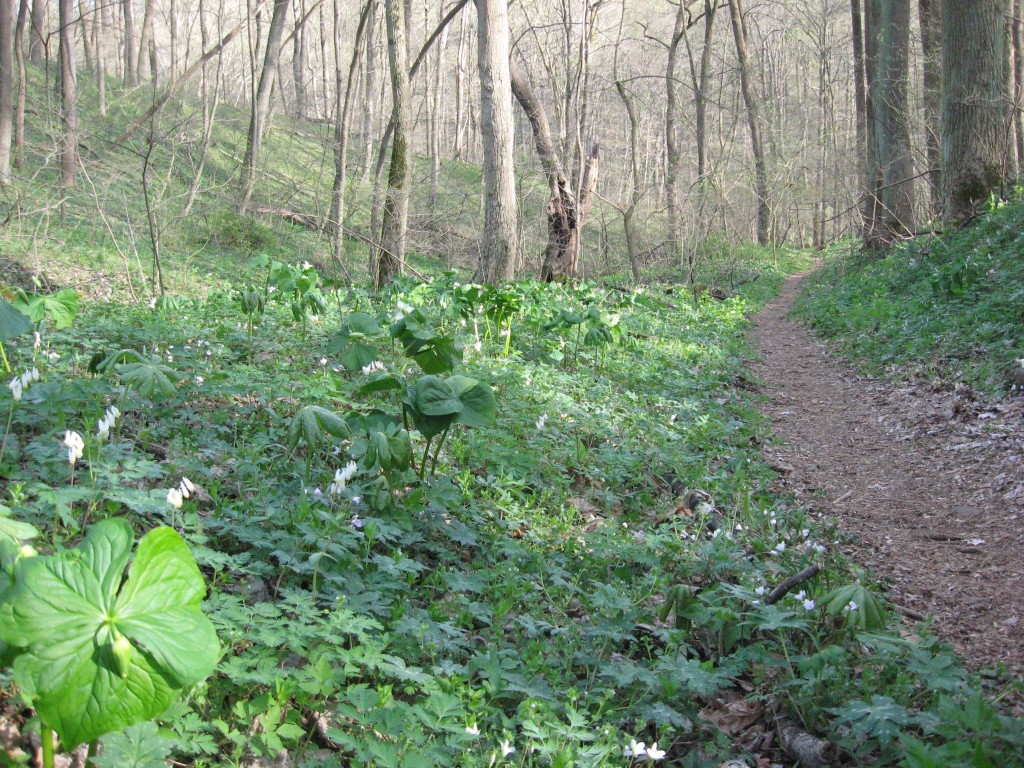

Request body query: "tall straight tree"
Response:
[57, 0, 76, 188]
[942, 0, 1009, 222]
[873, 0, 915, 238]
[28, 0, 41, 63]
[374, 0, 411, 289]
[0, 0, 14, 184]
[237, 0, 289, 213]
[474, 0, 518, 284]
[728, 0, 771, 245]
[123, 0, 137, 86]
[919, 0, 942, 218]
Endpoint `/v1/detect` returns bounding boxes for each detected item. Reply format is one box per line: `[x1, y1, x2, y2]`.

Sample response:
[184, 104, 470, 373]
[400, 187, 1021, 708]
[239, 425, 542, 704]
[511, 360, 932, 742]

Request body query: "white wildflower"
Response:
[8, 377, 23, 401]
[361, 360, 386, 375]
[535, 413, 548, 430]
[793, 590, 806, 601]
[774, 541, 786, 553]
[646, 742, 666, 761]
[624, 740, 646, 758]
[802, 528, 811, 538]
[63, 431, 85, 465]
[195, 376, 204, 384]
[500, 740, 515, 758]
[330, 460, 359, 495]
[180, 477, 194, 498]
[803, 599, 816, 611]
[33, 331, 41, 349]
[465, 723, 480, 736]
[845, 601, 858, 612]
[166, 488, 184, 508]
[754, 586, 766, 596]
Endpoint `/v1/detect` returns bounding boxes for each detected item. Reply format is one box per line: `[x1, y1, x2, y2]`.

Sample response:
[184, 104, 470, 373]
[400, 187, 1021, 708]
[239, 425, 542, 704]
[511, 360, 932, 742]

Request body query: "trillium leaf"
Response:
[0, 519, 218, 749]
[413, 376, 462, 417]
[0, 298, 32, 341]
[357, 372, 403, 396]
[287, 405, 351, 451]
[344, 312, 382, 336]
[445, 375, 496, 428]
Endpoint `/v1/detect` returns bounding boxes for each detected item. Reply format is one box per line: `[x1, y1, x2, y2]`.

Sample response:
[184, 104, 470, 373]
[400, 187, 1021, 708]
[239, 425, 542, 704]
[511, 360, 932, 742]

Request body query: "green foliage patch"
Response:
[0, 258, 1020, 767]
[795, 196, 1024, 393]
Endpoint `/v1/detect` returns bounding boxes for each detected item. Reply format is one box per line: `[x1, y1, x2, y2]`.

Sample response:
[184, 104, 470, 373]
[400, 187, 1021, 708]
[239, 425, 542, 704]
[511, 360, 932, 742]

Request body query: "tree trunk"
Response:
[292, 0, 307, 119]
[510, 58, 596, 282]
[920, 0, 942, 218]
[14, 0, 25, 167]
[869, 0, 915, 239]
[237, 0, 289, 213]
[360, 0, 377, 179]
[28, 0, 41, 63]
[58, 0, 76, 188]
[942, 0, 1010, 222]
[79, 0, 93, 67]
[474, 0, 518, 284]
[615, 80, 642, 281]
[137, 0, 154, 82]
[331, 0, 369, 272]
[0, 0, 14, 184]
[1014, 0, 1024, 168]
[123, 0, 137, 86]
[374, 0, 411, 289]
[728, 0, 771, 246]
[96, 0, 105, 116]
[665, 4, 684, 268]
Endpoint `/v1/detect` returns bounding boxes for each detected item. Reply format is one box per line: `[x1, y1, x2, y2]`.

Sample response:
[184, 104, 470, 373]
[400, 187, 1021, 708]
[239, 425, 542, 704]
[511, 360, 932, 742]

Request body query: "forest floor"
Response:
[752, 269, 1024, 678]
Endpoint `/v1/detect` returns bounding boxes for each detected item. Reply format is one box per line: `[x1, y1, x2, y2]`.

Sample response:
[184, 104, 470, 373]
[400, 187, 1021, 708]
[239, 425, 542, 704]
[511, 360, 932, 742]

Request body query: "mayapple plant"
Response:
[0, 518, 219, 765]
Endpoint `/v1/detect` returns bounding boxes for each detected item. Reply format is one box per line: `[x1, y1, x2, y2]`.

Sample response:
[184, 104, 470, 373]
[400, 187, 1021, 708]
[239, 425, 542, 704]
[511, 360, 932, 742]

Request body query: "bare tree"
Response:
[13, 0, 25, 168]
[58, 0, 76, 188]
[728, 0, 771, 245]
[919, 0, 942, 218]
[374, 0, 411, 289]
[237, 0, 290, 213]
[123, 0, 138, 86]
[474, 0, 518, 283]
[942, 0, 1010, 222]
[28, 0, 42, 64]
[0, 0, 14, 184]
[510, 59, 598, 281]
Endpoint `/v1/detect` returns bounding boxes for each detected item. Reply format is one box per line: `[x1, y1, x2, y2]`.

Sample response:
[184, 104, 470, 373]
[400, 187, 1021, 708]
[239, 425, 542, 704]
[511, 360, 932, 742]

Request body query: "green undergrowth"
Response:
[794, 196, 1024, 394]
[1, 257, 1021, 767]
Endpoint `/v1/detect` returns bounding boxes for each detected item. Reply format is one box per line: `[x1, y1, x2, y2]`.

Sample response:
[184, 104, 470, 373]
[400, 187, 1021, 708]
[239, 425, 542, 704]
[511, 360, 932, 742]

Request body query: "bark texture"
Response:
[374, 0, 411, 289]
[0, 0, 14, 184]
[474, 0, 518, 284]
[510, 59, 596, 282]
[919, 0, 942, 218]
[942, 0, 1010, 223]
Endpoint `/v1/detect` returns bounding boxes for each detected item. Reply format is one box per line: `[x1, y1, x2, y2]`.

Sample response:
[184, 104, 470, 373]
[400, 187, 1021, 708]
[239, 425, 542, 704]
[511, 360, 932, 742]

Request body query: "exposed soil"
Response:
[751, 270, 1024, 677]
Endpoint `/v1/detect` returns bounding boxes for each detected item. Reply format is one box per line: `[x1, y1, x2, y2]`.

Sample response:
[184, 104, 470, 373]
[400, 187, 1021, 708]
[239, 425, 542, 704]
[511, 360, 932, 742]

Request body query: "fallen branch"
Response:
[765, 564, 820, 605]
[775, 716, 836, 768]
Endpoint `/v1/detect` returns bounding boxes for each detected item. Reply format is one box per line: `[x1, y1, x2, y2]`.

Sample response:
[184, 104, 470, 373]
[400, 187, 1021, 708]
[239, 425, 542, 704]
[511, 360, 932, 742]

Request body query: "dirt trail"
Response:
[751, 271, 1024, 676]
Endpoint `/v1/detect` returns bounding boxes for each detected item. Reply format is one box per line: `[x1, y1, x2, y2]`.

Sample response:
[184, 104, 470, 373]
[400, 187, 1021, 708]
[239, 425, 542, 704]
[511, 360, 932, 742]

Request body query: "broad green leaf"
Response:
[0, 504, 38, 544]
[13, 289, 79, 329]
[115, 527, 219, 687]
[287, 405, 352, 450]
[446, 375, 496, 428]
[0, 298, 31, 341]
[117, 361, 181, 399]
[357, 372, 403, 396]
[413, 376, 462, 417]
[344, 312, 382, 336]
[0, 519, 219, 748]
